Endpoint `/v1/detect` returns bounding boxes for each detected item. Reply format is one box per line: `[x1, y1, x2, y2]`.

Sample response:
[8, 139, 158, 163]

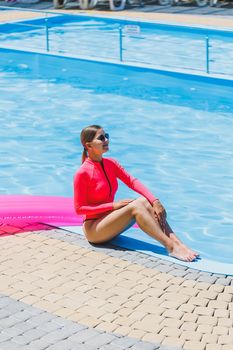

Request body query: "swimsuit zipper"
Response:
[101, 161, 112, 198]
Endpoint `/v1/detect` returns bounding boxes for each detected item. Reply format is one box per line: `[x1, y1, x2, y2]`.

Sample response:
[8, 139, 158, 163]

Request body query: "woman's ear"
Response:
[85, 142, 92, 150]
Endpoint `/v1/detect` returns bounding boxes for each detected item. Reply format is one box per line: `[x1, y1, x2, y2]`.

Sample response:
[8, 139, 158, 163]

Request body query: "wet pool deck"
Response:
[1, 3, 233, 350]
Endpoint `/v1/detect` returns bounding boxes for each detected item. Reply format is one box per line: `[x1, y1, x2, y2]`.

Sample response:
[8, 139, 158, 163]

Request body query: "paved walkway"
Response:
[0, 1, 233, 28]
[0, 223, 232, 349]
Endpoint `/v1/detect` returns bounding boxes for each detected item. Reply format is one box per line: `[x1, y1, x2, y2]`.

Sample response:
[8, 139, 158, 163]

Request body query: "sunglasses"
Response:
[96, 133, 109, 142]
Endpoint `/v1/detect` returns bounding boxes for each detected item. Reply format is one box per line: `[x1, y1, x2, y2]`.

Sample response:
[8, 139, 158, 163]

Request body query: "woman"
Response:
[74, 125, 198, 262]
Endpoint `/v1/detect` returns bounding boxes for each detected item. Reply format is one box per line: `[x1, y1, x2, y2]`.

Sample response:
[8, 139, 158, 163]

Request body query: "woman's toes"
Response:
[169, 242, 198, 262]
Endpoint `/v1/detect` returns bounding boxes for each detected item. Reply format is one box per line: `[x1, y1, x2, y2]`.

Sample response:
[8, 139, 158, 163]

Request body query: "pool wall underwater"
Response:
[1, 46, 233, 123]
[1, 47, 233, 275]
[1, 46, 232, 99]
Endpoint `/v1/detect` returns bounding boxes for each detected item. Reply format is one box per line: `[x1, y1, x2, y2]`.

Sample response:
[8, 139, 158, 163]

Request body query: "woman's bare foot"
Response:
[169, 233, 199, 258]
[168, 241, 197, 262]
[180, 243, 199, 258]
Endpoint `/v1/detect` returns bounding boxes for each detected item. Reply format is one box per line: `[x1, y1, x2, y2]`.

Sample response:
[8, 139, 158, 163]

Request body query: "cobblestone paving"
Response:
[0, 294, 162, 350]
[0, 224, 232, 350]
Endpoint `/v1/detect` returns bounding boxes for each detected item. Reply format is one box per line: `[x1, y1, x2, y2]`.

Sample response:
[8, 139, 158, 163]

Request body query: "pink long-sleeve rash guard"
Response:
[74, 157, 157, 221]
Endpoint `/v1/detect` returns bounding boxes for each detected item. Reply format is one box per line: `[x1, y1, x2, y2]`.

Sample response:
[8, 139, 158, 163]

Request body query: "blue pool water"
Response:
[1, 46, 233, 266]
[0, 14, 233, 76]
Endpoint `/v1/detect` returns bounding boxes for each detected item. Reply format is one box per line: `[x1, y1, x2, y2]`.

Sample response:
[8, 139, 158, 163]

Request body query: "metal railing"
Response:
[0, 7, 233, 77]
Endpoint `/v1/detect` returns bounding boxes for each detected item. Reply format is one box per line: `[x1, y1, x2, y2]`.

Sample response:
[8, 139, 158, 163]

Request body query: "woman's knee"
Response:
[130, 197, 151, 215]
[135, 197, 151, 208]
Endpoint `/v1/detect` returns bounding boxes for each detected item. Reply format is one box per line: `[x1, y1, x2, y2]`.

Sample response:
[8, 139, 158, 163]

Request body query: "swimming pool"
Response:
[1, 43, 233, 268]
[0, 14, 233, 76]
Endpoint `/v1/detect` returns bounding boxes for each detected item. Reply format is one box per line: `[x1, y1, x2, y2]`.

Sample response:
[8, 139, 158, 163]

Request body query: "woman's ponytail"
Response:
[82, 148, 88, 164]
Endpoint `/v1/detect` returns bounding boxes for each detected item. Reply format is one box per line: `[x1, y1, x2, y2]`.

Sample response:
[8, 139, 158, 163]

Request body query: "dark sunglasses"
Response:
[96, 133, 109, 142]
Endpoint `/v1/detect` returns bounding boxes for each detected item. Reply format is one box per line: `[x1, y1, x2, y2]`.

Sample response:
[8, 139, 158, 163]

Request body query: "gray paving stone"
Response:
[132, 258, 151, 265]
[158, 346, 183, 350]
[13, 311, 36, 322]
[0, 296, 15, 308]
[14, 321, 36, 333]
[10, 335, 31, 345]
[111, 335, 138, 348]
[0, 316, 21, 328]
[3, 303, 25, 314]
[130, 341, 159, 350]
[199, 271, 213, 277]
[215, 277, 232, 286]
[22, 344, 45, 350]
[71, 344, 99, 350]
[107, 250, 130, 258]
[40, 328, 78, 343]
[0, 341, 25, 350]
[0, 310, 12, 320]
[172, 263, 188, 271]
[212, 273, 225, 279]
[144, 261, 162, 269]
[37, 321, 62, 332]
[197, 275, 218, 283]
[169, 269, 188, 277]
[50, 316, 70, 326]
[47, 339, 101, 350]
[156, 264, 174, 273]
[51, 317, 86, 331]
[84, 333, 117, 347]
[61, 323, 87, 333]
[68, 328, 101, 343]
[60, 235, 79, 243]
[0, 332, 12, 342]
[22, 327, 47, 341]
[28, 313, 56, 325]
[101, 344, 123, 350]
[1, 326, 24, 337]
[22, 305, 44, 316]
[46, 339, 78, 350]
[26, 338, 56, 349]
[121, 253, 142, 263]
[183, 271, 202, 280]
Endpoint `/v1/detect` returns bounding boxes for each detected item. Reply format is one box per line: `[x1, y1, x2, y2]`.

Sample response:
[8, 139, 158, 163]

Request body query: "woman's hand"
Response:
[153, 199, 167, 231]
[113, 199, 134, 210]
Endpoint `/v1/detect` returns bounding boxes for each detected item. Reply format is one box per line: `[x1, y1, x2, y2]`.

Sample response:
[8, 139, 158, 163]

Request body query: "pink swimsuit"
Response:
[74, 157, 157, 221]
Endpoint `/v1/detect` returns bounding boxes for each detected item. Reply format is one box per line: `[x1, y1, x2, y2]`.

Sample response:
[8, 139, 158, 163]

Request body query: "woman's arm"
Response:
[74, 171, 113, 216]
[112, 159, 157, 204]
[112, 158, 167, 228]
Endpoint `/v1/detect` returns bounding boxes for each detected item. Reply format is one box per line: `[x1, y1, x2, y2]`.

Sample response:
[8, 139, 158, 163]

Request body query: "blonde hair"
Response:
[80, 125, 102, 163]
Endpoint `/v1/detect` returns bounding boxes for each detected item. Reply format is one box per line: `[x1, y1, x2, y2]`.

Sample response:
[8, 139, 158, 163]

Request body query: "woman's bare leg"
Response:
[141, 200, 198, 258]
[84, 197, 196, 262]
[161, 220, 199, 257]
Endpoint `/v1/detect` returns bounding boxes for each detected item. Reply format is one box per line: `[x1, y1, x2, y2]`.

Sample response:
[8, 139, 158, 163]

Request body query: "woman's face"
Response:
[87, 128, 109, 155]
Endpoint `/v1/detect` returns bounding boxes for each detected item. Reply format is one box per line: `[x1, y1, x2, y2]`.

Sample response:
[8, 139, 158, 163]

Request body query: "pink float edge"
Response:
[0, 195, 138, 228]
